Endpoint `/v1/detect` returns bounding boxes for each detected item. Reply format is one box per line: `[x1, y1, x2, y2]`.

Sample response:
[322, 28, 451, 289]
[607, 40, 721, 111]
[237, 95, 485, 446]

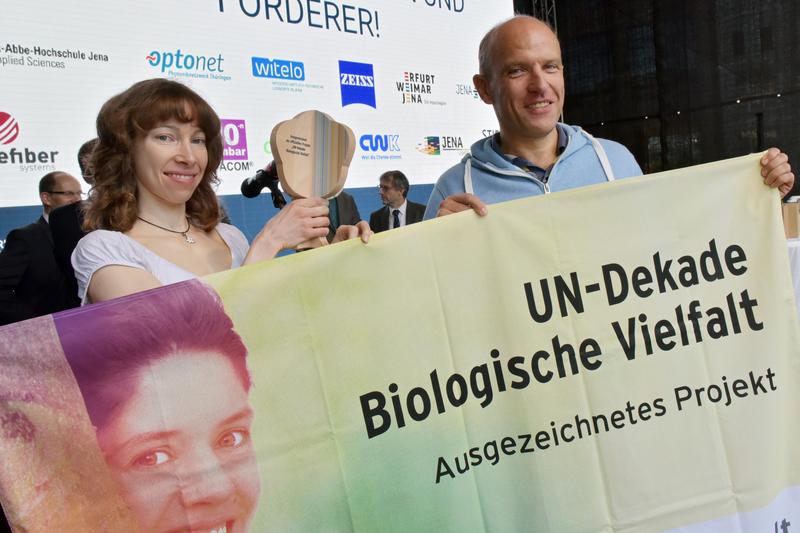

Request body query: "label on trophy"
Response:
[270, 110, 355, 201]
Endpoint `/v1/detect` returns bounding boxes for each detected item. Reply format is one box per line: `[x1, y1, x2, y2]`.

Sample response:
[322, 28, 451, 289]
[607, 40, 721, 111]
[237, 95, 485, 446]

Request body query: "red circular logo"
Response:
[0, 112, 20, 145]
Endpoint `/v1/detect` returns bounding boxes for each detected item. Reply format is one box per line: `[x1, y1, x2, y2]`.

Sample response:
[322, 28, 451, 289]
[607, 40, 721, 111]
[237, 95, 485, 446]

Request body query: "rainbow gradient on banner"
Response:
[0, 154, 799, 531]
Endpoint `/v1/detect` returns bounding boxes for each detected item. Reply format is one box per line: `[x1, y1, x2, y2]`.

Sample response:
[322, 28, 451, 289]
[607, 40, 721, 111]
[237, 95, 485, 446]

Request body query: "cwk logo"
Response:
[359, 134, 399, 152]
[0, 112, 20, 145]
[359, 134, 401, 161]
[339, 60, 376, 108]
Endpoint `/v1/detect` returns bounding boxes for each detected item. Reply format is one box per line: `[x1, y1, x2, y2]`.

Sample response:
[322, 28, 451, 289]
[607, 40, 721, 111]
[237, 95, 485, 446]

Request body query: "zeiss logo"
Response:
[360, 134, 399, 152]
[339, 60, 376, 108]
[146, 49, 224, 73]
[252, 57, 305, 81]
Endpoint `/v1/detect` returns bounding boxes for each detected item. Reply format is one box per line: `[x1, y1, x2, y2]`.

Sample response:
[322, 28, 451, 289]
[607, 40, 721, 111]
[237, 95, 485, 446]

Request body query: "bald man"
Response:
[0, 171, 83, 324]
[425, 15, 793, 218]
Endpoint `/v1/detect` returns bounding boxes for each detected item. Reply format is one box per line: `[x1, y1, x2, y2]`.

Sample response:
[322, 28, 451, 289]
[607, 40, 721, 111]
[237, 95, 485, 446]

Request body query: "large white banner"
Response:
[0, 0, 510, 207]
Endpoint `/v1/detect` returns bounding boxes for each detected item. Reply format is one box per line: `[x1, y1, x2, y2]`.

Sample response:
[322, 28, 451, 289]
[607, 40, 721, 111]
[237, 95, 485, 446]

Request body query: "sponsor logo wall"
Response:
[0, 1, 508, 209]
[0, 112, 60, 174]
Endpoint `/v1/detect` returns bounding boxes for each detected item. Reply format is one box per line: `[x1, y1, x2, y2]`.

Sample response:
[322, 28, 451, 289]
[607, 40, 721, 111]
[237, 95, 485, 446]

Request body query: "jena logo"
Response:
[416, 136, 440, 156]
[395, 71, 446, 106]
[339, 60, 376, 108]
[219, 119, 254, 172]
[456, 83, 480, 99]
[0, 111, 59, 173]
[416, 136, 464, 156]
[146, 49, 230, 82]
[359, 134, 401, 161]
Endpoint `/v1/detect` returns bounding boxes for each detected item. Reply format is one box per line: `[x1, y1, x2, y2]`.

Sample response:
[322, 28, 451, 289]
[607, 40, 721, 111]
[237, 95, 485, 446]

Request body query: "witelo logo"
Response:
[0, 112, 20, 145]
[339, 60, 376, 108]
[251, 57, 305, 80]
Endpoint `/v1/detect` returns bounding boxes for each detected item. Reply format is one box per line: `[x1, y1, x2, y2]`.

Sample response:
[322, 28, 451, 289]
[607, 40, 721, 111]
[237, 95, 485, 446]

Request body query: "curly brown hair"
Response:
[83, 78, 223, 232]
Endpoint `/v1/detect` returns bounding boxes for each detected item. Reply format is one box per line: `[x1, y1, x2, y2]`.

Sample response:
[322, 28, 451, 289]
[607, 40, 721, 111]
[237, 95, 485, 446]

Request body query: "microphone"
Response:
[240, 161, 287, 208]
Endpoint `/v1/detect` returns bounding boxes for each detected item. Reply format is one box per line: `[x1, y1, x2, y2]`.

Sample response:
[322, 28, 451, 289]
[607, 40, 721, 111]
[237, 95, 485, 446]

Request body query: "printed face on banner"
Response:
[133, 120, 208, 207]
[50, 281, 262, 531]
[96, 351, 260, 533]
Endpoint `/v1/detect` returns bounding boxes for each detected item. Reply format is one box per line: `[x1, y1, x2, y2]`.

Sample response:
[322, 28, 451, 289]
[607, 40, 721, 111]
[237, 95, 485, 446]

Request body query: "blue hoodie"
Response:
[423, 124, 643, 219]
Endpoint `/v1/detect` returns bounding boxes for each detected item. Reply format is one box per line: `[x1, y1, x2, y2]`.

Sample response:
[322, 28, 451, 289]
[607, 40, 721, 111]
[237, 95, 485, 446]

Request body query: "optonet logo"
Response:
[146, 49, 230, 81]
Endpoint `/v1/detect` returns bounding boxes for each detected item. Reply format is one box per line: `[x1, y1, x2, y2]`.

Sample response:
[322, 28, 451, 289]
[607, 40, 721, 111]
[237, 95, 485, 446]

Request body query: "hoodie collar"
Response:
[488, 125, 569, 181]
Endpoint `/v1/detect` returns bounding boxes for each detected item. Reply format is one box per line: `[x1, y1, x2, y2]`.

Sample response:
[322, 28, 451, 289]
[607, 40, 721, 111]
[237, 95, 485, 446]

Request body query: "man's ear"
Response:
[473, 74, 494, 105]
[40, 192, 52, 209]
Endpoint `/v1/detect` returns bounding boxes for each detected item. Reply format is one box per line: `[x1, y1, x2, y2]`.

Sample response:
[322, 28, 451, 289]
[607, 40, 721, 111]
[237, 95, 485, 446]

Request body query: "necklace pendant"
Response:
[183, 233, 196, 244]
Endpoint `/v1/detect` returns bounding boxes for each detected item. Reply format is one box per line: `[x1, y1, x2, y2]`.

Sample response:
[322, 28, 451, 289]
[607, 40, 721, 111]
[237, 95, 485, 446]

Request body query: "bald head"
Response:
[39, 171, 82, 214]
[472, 15, 565, 150]
[478, 15, 559, 80]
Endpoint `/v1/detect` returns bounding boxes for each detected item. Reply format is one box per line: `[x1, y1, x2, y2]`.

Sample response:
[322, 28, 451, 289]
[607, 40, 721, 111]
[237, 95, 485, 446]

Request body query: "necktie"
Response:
[392, 209, 401, 229]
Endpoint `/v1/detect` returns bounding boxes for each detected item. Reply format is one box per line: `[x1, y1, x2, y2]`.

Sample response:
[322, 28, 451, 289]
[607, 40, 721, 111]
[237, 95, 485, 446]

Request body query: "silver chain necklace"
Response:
[136, 216, 196, 244]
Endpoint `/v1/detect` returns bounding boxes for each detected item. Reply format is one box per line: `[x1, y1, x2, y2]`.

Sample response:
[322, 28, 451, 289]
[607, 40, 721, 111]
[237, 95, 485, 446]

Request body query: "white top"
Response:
[72, 223, 249, 305]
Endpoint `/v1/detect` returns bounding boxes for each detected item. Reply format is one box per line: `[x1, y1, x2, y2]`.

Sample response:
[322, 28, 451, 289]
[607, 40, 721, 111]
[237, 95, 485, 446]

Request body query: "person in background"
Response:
[327, 190, 362, 242]
[50, 138, 97, 309]
[0, 171, 82, 325]
[369, 170, 425, 233]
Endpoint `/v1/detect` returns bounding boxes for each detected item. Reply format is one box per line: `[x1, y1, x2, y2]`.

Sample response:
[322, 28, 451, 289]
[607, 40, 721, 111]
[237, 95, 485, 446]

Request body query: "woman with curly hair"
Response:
[73, 78, 370, 304]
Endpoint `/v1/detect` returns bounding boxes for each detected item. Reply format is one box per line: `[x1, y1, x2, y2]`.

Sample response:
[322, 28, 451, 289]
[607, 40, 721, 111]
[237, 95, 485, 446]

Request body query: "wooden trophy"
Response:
[270, 110, 356, 249]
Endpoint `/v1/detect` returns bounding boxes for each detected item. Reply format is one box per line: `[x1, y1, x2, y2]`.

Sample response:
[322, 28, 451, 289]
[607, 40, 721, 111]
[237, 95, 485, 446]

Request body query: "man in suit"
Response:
[369, 170, 425, 233]
[0, 171, 83, 325]
[327, 190, 362, 242]
[49, 138, 97, 309]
